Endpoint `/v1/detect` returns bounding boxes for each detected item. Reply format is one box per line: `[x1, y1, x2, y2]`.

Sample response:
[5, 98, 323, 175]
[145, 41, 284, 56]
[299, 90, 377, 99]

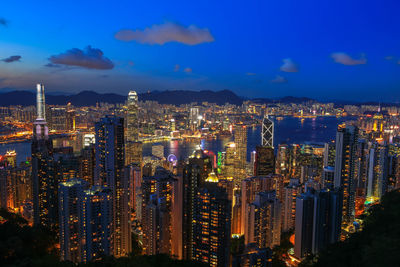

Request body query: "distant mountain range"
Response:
[0, 89, 397, 107]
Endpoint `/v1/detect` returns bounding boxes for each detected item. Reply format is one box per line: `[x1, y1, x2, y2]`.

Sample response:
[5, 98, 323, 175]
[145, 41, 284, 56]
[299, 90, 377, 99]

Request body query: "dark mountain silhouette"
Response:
[0, 89, 243, 106]
[0, 89, 397, 107]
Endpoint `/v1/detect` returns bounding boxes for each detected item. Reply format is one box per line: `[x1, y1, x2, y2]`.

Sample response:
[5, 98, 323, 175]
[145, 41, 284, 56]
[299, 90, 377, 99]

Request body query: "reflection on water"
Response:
[0, 116, 354, 164]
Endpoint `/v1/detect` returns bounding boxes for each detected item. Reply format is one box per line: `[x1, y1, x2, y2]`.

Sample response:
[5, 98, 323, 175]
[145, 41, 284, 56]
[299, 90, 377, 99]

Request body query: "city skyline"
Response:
[1, 1, 400, 101]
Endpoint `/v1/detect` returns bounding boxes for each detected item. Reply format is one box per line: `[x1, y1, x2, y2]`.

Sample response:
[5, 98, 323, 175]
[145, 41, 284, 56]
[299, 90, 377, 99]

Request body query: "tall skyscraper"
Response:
[245, 190, 281, 249]
[334, 125, 358, 231]
[79, 144, 95, 186]
[294, 189, 342, 259]
[311, 190, 342, 255]
[32, 83, 57, 228]
[283, 178, 301, 232]
[294, 191, 314, 259]
[254, 146, 275, 176]
[59, 178, 88, 263]
[80, 186, 113, 262]
[126, 91, 139, 142]
[141, 167, 177, 255]
[323, 141, 336, 168]
[262, 114, 274, 147]
[182, 150, 213, 260]
[192, 174, 231, 267]
[224, 142, 236, 179]
[234, 124, 247, 181]
[125, 91, 142, 166]
[95, 116, 131, 257]
[367, 142, 388, 201]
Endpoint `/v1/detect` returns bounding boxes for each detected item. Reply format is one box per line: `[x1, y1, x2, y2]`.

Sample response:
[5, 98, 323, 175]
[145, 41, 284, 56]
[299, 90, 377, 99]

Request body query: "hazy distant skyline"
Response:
[1, 0, 399, 101]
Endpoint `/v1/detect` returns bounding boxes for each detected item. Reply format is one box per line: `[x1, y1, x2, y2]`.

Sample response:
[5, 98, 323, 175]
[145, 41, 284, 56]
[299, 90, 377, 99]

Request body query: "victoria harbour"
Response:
[0, 116, 354, 164]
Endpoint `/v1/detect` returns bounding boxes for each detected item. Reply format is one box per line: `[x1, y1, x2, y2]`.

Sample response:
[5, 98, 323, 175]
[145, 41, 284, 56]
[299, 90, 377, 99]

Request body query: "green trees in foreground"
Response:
[0, 209, 205, 267]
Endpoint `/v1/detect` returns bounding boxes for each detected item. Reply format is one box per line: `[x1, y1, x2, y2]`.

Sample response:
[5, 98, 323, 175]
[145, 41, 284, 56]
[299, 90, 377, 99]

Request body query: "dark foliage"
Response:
[0, 209, 205, 267]
[302, 190, 400, 267]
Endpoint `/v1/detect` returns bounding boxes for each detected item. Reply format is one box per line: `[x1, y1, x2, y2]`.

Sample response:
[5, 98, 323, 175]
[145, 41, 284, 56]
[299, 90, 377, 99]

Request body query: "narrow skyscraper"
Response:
[262, 114, 274, 147]
[95, 116, 131, 257]
[334, 125, 358, 233]
[32, 83, 57, 228]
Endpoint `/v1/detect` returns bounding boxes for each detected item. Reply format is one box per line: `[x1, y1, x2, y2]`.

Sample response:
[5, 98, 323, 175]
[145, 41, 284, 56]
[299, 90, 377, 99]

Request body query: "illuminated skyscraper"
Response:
[283, 178, 301, 232]
[254, 146, 275, 176]
[141, 167, 177, 255]
[59, 178, 88, 263]
[367, 142, 388, 201]
[240, 175, 283, 236]
[323, 141, 336, 168]
[294, 191, 314, 259]
[261, 114, 274, 147]
[79, 144, 95, 186]
[36, 83, 46, 120]
[95, 116, 131, 257]
[295, 189, 343, 259]
[32, 83, 57, 228]
[126, 91, 141, 166]
[245, 190, 281, 248]
[80, 186, 113, 262]
[126, 91, 139, 142]
[192, 174, 231, 267]
[224, 142, 236, 179]
[182, 150, 213, 260]
[234, 125, 247, 180]
[334, 125, 358, 231]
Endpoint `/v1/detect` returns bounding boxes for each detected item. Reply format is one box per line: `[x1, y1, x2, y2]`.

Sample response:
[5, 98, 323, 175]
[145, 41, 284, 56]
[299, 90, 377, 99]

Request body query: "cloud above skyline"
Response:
[48, 46, 114, 70]
[183, 67, 192, 73]
[115, 22, 214, 45]
[331, 52, 366, 65]
[2, 55, 21, 63]
[280, 58, 299, 72]
[0, 18, 7, 26]
[270, 75, 287, 83]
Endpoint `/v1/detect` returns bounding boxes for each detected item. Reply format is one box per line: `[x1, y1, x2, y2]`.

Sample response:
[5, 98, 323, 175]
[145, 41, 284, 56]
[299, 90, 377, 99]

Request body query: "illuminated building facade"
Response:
[366, 142, 388, 201]
[334, 125, 358, 230]
[245, 190, 281, 249]
[59, 178, 88, 263]
[126, 91, 139, 142]
[283, 178, 301, 232]
[32, 83, 58, 228]
[80, 186, 113, 262]
[234, 124, 247, 180]
[141, 167, 177, 255]
[262, 114, 274, 147]
[95, 116, 131, 257]
[182, 150, 213, 260]
[192, 175, 231, 267]
[254, 146, 275, 176]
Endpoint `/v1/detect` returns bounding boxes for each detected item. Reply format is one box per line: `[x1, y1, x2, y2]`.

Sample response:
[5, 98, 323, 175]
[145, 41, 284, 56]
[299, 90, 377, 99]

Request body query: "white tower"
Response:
[33, 83, 48, 140]
[36, 83, 46, 120]
[262, 114, 274, 147]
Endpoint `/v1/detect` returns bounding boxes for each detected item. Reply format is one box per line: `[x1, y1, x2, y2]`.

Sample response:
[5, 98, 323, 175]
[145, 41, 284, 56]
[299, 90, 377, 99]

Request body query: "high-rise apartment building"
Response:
[95, 116, 131, 257]
[245, 190, 281, 248]
[59, 178, 88, 263]
[192, 174, 231, 267]
[334, 125, 358, 230]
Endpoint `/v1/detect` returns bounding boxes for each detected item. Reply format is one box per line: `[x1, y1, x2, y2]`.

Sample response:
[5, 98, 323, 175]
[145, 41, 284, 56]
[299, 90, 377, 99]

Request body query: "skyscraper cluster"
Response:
[0, 82, 393, 267]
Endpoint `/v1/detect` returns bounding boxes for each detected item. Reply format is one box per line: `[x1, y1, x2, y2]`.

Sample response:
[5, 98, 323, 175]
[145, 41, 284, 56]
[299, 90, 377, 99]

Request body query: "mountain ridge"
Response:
[0, 89, 398, 107]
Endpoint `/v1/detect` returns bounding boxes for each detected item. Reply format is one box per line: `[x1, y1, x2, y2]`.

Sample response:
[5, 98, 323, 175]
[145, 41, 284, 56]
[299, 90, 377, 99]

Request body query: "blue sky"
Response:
[0, 0, 399, 101]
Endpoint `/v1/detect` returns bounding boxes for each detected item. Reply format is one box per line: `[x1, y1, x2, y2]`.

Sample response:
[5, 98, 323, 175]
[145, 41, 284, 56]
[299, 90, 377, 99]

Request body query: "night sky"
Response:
[0, 0, 399, 101]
